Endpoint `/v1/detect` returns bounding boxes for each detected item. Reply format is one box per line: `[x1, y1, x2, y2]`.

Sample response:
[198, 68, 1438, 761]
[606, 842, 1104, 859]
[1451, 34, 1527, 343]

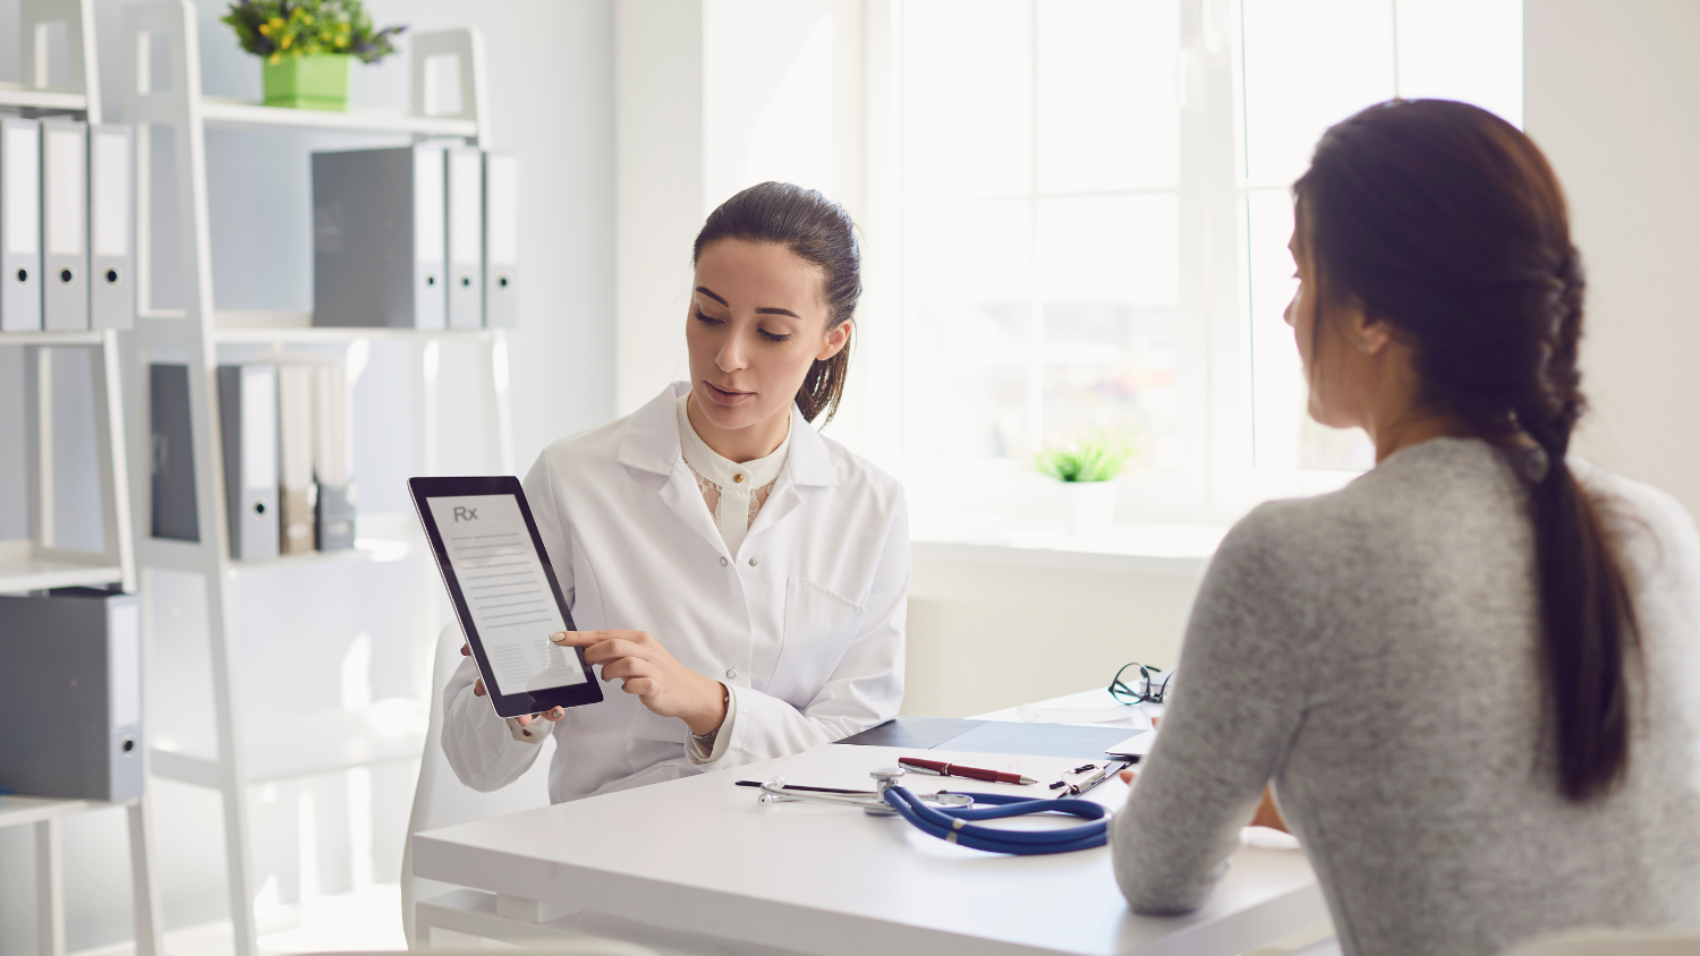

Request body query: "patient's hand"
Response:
[1250, 786, 1289, 833]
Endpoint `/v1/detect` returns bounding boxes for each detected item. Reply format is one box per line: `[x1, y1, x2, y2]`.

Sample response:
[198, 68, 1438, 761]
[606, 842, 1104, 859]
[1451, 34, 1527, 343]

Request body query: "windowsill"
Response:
[908, 516, 1224, 612]
[911, 521, 1225, 575]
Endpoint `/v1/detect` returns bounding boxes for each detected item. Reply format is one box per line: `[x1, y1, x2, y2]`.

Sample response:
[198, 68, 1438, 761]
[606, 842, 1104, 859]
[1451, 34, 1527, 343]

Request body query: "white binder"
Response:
[312, 363, 355, 551]
[276, 365, 317, 555]
[41, 119, 89, 332]
[217, 364, 280, 561]
[89, 125, 134, 331]
[0, 118, 41, 332]
[446, 145, 484, 328]
[483, 150, 520, 329]
[414, 145, 447, 328]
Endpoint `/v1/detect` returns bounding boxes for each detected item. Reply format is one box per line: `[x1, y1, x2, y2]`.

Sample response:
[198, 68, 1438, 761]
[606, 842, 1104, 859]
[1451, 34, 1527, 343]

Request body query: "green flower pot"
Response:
[262, 53, 351, 111]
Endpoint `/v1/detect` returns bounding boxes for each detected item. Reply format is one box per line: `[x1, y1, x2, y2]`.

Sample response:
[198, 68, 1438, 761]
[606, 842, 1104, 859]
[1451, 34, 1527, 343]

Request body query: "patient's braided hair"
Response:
[1295, 99, 1638, 802]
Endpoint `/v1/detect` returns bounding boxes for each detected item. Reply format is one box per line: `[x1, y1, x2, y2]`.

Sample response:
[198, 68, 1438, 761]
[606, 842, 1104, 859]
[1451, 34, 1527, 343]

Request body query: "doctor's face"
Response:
[686, 239, 849, 435]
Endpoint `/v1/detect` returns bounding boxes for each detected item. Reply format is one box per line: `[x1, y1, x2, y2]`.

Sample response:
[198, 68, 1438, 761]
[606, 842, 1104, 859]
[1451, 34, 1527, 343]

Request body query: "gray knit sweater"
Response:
[1110, 438, 1700, 956]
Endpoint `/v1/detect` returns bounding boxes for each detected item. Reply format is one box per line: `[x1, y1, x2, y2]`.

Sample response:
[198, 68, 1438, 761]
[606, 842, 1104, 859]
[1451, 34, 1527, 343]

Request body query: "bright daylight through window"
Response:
[889, 0, 1521, 517]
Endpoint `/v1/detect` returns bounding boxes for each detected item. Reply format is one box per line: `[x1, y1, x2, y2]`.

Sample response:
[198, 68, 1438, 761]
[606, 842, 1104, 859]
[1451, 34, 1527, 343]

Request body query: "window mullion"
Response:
[1025, 0, 1043, 456]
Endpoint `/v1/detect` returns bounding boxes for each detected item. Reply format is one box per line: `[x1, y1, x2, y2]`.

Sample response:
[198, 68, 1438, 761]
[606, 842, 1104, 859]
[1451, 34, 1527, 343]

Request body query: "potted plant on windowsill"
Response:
[222, 0, 405, 112]
[1035, 427, 1141, 537]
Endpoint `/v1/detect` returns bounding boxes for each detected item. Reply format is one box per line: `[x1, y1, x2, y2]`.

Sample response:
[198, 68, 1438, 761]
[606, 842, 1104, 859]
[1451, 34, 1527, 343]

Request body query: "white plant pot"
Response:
[1063, 480, 1118, 537]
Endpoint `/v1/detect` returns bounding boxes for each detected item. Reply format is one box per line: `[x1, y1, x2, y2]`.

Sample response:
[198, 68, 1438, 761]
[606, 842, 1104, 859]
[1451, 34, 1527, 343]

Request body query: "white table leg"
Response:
[127, 799, 166, 956]
[34, 819, 65, 956]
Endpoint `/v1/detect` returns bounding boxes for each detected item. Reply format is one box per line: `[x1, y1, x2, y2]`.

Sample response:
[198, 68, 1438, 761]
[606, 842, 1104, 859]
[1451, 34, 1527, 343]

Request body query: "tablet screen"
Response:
[426, 493, 587, 695]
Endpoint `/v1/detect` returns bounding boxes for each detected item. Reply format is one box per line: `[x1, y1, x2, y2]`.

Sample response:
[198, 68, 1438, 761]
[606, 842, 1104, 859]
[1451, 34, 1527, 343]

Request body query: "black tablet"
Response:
[409, 476, 604, 718]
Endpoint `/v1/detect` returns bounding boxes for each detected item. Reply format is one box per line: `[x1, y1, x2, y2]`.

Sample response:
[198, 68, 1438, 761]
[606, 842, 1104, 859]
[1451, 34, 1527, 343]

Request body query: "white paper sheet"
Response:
[1015, 703, 1152, 729]
[428, 493, 586, 695]
[1104, 730, 1157, 757]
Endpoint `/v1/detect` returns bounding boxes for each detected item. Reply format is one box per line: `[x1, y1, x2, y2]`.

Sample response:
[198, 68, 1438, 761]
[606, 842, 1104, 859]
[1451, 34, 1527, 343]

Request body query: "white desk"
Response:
[412, 741, 1325, 956]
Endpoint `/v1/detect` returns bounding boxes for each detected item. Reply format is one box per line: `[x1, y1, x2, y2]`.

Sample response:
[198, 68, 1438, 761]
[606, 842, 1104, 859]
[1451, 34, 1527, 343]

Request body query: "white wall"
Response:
[1525, 1, 1700, 517]
[0, 2, 614, 953]
[614, 0, 703, 415]
[614, 0, 864, 418]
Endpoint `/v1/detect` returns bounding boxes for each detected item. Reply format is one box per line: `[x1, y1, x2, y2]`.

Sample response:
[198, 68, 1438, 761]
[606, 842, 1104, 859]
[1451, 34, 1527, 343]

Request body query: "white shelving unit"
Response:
[117, 5, 510, 956]
[1, 5, 163, 956]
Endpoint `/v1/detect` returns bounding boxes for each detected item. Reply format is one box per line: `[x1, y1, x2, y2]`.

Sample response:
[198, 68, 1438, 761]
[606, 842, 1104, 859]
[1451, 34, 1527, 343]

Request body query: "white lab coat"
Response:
[441, 382, 909, 802]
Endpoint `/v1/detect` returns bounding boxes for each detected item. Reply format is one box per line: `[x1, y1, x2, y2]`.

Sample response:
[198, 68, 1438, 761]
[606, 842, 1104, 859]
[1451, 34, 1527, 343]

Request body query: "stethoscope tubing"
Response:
[881, 786, 1109, 855]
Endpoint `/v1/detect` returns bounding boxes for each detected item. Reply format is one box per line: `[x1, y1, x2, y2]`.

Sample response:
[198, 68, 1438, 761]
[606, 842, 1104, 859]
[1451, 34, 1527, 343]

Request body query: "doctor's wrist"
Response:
[682, 676, 729, 737]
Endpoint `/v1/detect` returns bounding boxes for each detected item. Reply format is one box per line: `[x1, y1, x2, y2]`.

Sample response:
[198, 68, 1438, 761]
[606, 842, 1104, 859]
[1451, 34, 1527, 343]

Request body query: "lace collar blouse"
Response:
[675, 393, 792, 556]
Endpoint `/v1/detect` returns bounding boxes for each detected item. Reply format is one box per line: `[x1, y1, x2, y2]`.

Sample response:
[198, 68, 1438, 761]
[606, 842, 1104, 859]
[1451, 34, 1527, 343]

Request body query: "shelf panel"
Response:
[199, 97, 478, 137]
[0, 796, 101, 829]
[0, 543, 123, 593]
[0, 83, 88, 112]
[213, 326, 494, 345]
[227, 537, 412, 572]
[0, 330, 110, 347]
[153, 700, 429, 785]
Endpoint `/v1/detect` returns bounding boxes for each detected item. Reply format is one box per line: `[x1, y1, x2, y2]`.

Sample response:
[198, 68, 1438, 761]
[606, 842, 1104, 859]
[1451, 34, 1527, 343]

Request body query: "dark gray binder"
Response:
[0, 117, 41, 332]
[218, 364, 280, 560]
[40, 119, 88, 331]
[482, 150, 520, 328]
[446, 144, 483, 328]
[149, 363, 199, 542]
[89, 124, 135, 331]
[0, 588, 144, 803]
[312, 143, 447, 329]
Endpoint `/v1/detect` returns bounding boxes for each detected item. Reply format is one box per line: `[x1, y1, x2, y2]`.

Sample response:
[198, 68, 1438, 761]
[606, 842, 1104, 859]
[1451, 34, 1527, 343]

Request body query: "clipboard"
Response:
[409, 476, 604, 717]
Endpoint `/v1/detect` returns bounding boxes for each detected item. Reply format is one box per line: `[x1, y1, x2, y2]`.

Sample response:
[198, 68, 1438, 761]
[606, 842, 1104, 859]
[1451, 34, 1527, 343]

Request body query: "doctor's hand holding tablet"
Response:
[433, 182, 909, 804]
[458, 628, 726, 735]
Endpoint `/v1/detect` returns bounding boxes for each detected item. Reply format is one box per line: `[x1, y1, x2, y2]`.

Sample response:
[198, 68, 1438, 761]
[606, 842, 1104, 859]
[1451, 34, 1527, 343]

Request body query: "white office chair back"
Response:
[1500, 930, 1700, 956]
[315, 947, 654, 956]
[402, 623, 555, 946]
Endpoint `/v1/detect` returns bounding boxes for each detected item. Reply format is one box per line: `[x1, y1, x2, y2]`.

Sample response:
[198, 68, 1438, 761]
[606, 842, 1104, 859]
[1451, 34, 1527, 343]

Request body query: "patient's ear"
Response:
[1343, 302, 1391, 356]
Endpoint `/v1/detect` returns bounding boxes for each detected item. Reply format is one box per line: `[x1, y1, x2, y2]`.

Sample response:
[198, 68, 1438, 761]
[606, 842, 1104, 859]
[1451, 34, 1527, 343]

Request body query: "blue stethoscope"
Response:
[757, 767, 1110, 855]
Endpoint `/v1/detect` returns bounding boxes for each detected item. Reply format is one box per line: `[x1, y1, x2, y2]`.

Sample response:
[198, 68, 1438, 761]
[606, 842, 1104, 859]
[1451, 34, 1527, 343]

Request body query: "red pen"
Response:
[898, 756, 1038, 785]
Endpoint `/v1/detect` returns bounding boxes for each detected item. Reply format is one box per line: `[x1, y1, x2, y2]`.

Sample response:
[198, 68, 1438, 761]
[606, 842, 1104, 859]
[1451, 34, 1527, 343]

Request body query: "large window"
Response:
[900, 0, 1183, 466]
[881, 0, 1521, 522]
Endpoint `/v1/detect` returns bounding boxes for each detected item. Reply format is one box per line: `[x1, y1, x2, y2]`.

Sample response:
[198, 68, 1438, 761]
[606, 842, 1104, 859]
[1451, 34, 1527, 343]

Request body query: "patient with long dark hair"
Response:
[1110, 99, 1700, 956]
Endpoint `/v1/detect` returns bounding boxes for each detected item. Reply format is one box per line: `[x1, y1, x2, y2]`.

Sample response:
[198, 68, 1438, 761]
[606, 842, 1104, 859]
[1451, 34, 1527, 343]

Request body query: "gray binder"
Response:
[312, 363, 355, 550]
[446, 144, 484, 328]
[483, 150, 520, 328]
[41, 119, 89, 331]
[0, 588, 144, 803]
[218, 364, 280, 561]
[0, 117, 41, 332]
[312, 143, 447, 329]
[89, 124, 134, 331]
[277, 364, 317, 554]
[149, 363, 199, 542]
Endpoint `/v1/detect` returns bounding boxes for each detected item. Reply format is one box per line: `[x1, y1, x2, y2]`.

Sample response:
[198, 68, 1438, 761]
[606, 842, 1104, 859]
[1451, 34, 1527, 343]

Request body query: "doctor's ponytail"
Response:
[694, 182, 861, 425]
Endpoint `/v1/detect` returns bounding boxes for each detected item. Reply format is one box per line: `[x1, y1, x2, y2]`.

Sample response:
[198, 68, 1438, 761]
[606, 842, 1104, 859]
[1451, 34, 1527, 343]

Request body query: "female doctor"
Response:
[442, 182, 909, 803]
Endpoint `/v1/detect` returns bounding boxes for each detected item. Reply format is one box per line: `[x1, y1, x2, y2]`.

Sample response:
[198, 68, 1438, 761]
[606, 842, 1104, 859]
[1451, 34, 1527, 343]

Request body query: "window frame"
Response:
[855, 0, 1363, 534]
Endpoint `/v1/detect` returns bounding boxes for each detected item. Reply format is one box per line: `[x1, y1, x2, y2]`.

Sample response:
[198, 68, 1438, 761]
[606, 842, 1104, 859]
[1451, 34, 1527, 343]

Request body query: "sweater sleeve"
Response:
[1109, 506, 1314, 914]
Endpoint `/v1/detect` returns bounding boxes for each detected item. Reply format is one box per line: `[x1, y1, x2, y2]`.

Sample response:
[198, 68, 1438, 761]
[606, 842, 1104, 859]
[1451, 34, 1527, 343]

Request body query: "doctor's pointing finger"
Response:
[550, 630, 729, 735]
